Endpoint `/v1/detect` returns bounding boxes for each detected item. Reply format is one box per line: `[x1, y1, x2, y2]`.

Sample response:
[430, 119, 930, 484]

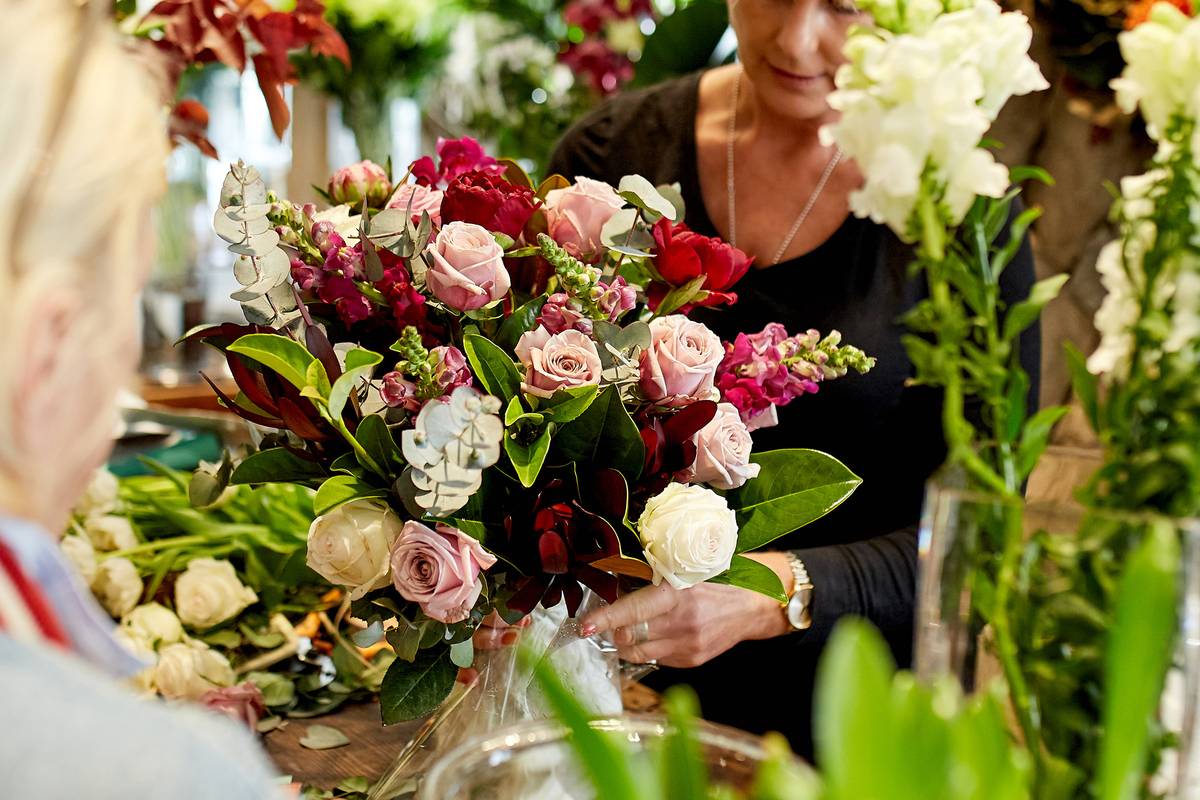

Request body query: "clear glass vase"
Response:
[419, 715, 786, 799]
[914, 480, 1200, 797]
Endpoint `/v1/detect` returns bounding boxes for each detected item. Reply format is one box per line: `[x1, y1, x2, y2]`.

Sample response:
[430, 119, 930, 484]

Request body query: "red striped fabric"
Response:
[0, 540, 69, 648]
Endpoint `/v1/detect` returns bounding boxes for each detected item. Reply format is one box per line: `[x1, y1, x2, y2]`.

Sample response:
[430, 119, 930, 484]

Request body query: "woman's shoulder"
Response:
[547, 72, 704, 184]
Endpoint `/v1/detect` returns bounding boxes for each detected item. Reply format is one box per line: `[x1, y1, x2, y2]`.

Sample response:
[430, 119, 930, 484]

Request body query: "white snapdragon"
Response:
[1111, 4, 1200, 148]
[824, 0, 1046, 238]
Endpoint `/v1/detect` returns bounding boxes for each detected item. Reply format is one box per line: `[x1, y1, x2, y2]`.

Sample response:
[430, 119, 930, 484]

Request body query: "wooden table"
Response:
[267, 683, 662, 791]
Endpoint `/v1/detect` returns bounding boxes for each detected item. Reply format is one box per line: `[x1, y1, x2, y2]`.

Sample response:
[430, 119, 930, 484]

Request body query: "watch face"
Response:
[787, 594, 806, 629]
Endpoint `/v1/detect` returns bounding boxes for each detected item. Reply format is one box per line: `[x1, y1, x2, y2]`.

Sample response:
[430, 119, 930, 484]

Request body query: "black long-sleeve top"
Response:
[547, 71, 1040, 757]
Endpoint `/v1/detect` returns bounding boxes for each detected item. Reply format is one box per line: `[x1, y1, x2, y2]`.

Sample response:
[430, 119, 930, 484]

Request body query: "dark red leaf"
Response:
[278, 397, 328, 440]
[538, 532, 570, 574]
[168, 99, 217, 159]
[225, 354, 279, 416]
[573, 564, 620, 605]
[662, 400, 718, 442]
[200, 372, 282, 428]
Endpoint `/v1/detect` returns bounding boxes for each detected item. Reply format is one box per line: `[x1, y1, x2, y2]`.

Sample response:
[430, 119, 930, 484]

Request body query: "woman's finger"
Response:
[612, 616, 663, 647]
[581, 582, 678, 636]
[617, 638, 674, 665]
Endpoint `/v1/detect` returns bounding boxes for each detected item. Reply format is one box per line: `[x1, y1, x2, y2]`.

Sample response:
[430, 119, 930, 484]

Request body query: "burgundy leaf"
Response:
[538, 532, 570, 575]
[200, 372, 282, 428]
[278, 397, 328, 440]
[226, 354, 279, 416]
[662, 400, 718, 442]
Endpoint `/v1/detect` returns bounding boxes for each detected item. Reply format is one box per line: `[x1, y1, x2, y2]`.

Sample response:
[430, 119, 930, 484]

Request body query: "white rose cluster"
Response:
[1111, 4, 1200, 154]
[174, 558, 259, 630]
[636, 483, 738, 590]
[112, 602, 237, 700]
[823, 0, 1047, 237]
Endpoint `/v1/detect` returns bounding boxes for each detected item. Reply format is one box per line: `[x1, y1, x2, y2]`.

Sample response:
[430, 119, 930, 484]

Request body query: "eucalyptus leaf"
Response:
[299, 724, 350, 750]
[727, 450, 862, 552]
[618, 174, 678, 221]
[449, 639, 475, 669]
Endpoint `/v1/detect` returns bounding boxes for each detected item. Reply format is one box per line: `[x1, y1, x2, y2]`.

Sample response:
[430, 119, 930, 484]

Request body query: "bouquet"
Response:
[185, 136, 875, 726]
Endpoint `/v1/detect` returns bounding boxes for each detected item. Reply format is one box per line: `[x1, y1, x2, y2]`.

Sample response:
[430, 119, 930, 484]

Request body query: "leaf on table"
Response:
[299, 724, 350, 750]
[256, 715, 284, 734]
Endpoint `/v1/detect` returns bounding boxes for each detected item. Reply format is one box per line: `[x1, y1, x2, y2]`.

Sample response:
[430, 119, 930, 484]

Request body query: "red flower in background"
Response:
[440, 171, 542, 240]
[560, 39, 635, 95]
[410, 137, 504, 190]
[648, 218, 754, 312]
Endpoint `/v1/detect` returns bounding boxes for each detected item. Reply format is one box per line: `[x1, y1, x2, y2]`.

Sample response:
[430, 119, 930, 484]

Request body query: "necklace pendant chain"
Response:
[726, 68, 842, 265]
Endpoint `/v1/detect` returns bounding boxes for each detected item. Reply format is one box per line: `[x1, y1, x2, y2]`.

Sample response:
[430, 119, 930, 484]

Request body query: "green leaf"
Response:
[538, 384, 600, 424]
[659, 687, 708, 800]
[379, 647, 457, 724]
[314, 475, 388, 516]
[726, 450, 862, 552]
[708, 555, 787, 603]
[328, 348, 382, 422]
[992, 206, 1042, 279]
[505, 427, 552, 488]
[504, 395, 524, 426]
[633, 0, 730, 88]
[449, 639, 475, 669]
[1016, 405, 1069, 478]
[336, 777, 371, 794]
[1002, 273, 1068, 342]
[201, 629, 243, 649]
[229, 333, 320, 392]
[653, 274, 707, 317]
[249, 671, 296, 707]
[1096, 522, 1180, 800]
[496, 296, 547, 351]
[553, 387, 645, 481]
[354, 414, 402, 478]
[463, 333, 521, 400]
[618, 174, 678, 221]
[814, 619, 898, 799]
[299, 724, 350, 750]
[231, 448, 326, 485]
[1064, 342, 1100, 431]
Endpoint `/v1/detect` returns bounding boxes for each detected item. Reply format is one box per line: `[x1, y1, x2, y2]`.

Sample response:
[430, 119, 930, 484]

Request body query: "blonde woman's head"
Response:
[0, 0, 168, 531]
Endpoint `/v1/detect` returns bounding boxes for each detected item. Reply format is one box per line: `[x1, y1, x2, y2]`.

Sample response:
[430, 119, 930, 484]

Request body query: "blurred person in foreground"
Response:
[0, 0, 282, 796]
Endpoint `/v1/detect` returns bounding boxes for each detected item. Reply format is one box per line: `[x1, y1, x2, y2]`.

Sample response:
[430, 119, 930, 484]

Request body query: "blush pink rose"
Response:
[329, 160, 391, 208]
[425, 221, 511, 312]
[387, 182, 444, 224]
[639, 315, 723, 405]
[515, 326, 603, 399]
[544, 177, 625, 260]
[200, 682, 267, 731]
[390, 521, 497, 623]
[683, 402, 762, 490]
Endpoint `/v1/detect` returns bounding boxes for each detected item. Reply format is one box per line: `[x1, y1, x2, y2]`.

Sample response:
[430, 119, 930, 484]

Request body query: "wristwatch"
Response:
[784, 552, 814, 631]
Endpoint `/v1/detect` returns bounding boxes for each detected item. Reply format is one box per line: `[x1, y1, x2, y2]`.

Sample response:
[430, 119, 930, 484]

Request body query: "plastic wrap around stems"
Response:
[914, 480, 1200, 798]
[369, 592, 627, 800]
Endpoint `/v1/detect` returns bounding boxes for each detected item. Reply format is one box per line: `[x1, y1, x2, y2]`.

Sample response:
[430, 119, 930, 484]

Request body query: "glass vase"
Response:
[419, 715, 788, 799]
[914, 480, 1200, 797]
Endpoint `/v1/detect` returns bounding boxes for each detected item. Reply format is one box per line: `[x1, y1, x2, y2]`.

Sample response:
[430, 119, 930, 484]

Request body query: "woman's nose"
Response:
[775, 0, 827, 64]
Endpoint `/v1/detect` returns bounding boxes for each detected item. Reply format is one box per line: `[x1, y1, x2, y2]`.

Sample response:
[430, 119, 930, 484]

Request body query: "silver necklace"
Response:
[726, 68, 843, 265]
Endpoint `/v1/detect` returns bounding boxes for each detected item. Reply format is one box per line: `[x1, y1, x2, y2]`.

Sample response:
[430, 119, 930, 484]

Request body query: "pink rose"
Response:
[200, 682, 267, 731]
[390, 521, 497, 623]
[683, 402, 762, 490]
[388, 182, 444, 224]
[425, 221, 511, 312]
[544, 177, 625, 260]
[329, 160, 391, 208]
[515, 326, 603, 399]
[640, 315, 723, 405]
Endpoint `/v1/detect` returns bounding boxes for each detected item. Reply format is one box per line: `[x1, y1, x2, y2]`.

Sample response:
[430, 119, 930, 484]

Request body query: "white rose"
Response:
[307, 500, 403, 599]
[76, 468, 119, 517]
[636, 483, 737, 589]
[113, 627, 158, 695]
[174, 558, 258, 630]
[92, 557, 142, 618]
[153, 640, 235, 701]
[60, 534, 97, 584]
[122, 602, 185, 647]
[83, 515, 138, 552]
[685, 403, 762, 491]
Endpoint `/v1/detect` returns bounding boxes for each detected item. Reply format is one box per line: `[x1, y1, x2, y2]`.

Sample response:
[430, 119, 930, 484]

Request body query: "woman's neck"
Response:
[734, 70, 839, 161]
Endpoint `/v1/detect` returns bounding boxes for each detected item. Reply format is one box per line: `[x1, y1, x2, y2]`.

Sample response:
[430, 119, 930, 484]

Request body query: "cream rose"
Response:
[637, 483, 737, 589]
[83, 514, 138, 552]
[174, 558, 258, 630]
[515, 326, 603, 399]
[153, 640, 235, 701]
[425, 221, 511, 312]
[544, 176, 625, 260]
[77, 468, 119, 517]
[113, 627, 158, 695]
[685, 403, 762, 490]
[60, 534, 97, 584]
[639, 315, 723, 405]
[122, 602, 185, 647]
[307, 500, 403, 599]
[92, 557, 142, 618]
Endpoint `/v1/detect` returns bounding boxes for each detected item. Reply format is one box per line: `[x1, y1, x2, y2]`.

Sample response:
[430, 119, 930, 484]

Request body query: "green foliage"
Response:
[379, 647, 458, 724]
[726, 450, 862, 552]
[231, 448, 327, 485]
[553, 386, 645, 481]
[463, 333, 522, 401]
[707, 555, 786, 604]
[633, 0, 731, 88]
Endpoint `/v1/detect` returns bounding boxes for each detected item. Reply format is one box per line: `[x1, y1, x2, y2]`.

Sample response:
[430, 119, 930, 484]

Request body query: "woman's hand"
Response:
[579, 553, 795, 668]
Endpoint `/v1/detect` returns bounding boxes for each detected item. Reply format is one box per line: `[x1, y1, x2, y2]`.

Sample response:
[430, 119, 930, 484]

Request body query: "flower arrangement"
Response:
[186, 136, 874, 722]
[62, 466, 393, 730]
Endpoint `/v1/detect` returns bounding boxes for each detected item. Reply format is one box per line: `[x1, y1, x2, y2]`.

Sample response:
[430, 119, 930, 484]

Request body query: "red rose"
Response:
[440, 171, 541, 240]
[374, 250, 427, 331]
[649, 218, 754, 312]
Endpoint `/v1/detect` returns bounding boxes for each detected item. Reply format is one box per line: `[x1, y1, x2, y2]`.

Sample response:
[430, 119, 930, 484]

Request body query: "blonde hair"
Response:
[0, 0, 168, 518]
